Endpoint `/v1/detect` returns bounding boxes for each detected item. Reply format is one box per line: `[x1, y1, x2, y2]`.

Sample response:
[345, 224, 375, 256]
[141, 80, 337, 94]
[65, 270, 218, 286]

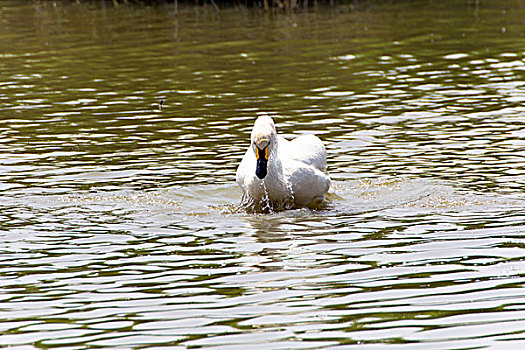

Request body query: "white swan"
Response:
[236, 115, 331, 210]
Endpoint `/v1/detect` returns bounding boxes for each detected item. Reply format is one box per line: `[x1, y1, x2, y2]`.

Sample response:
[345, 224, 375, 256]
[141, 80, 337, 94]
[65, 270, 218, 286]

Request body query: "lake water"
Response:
[1, 0, 525, 348]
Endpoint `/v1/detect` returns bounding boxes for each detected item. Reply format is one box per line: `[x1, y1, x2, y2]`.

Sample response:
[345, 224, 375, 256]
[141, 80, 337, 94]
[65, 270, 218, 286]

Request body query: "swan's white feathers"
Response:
[285, 158, 330, 205]
[287, 134, 327, 173]
[236, 116, 331, 209]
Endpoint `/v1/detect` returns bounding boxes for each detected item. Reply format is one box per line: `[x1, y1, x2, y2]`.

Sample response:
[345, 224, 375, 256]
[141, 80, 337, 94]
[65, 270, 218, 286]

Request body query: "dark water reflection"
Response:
[1, 0, 525, 348]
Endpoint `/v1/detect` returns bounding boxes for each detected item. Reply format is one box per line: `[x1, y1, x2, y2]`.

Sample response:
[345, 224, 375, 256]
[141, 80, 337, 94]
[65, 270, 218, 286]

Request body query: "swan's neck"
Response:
[265, 140, 282, 178]
[260, 143, 292, 201]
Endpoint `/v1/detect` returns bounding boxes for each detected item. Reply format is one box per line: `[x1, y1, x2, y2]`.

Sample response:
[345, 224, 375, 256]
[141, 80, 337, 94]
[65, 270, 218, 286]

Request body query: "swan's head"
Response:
[251, 115, 277, 180]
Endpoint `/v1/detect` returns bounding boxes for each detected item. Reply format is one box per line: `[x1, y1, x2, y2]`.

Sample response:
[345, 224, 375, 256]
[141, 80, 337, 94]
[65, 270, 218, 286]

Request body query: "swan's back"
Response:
[285, 134, 328, 173]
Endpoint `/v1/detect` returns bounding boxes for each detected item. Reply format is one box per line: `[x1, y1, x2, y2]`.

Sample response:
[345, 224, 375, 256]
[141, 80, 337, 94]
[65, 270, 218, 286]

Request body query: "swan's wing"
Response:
[284, 159, 331, 205]
[286, 134, 327, 173]
[236, 147, 255, 190]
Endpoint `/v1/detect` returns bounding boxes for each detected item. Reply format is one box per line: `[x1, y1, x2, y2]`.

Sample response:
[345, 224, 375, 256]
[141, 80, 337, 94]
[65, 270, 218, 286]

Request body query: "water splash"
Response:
[237, 179, 300, 214]
[238, 181, 275, 213]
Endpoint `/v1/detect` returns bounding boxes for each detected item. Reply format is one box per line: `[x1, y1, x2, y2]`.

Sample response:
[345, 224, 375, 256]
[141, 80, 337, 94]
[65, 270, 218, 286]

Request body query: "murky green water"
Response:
[1, 0, 525, 348]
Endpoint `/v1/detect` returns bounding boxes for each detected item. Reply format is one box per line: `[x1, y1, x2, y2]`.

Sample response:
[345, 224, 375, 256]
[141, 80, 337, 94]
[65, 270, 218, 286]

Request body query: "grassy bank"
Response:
[86, 0, 340, 12]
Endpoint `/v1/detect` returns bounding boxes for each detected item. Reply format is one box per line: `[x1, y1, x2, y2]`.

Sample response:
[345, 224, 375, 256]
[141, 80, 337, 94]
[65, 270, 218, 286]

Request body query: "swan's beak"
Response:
[255, 146, 268, 179]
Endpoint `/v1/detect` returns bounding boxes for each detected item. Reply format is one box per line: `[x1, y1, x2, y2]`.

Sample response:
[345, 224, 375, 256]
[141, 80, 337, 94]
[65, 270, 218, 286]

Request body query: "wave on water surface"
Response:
[24, 177, 524, 220]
